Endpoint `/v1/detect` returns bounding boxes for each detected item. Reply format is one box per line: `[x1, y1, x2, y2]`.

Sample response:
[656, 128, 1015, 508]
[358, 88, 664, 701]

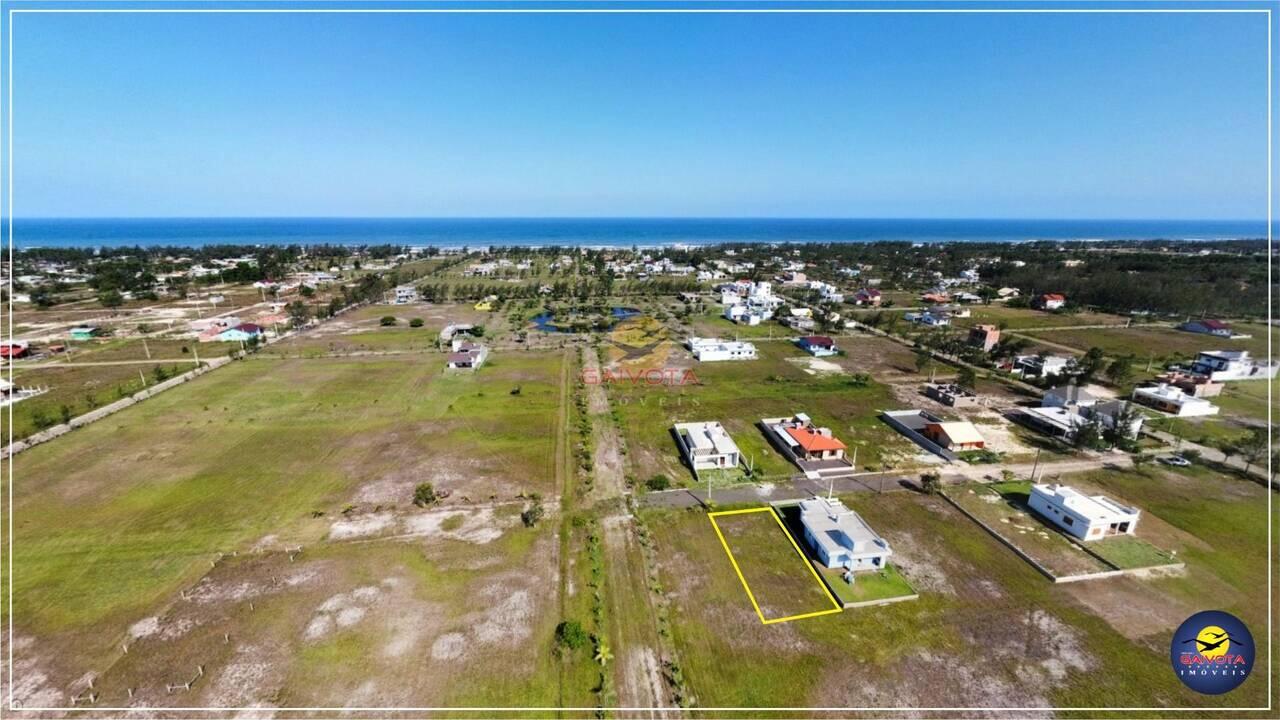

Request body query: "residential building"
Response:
[921, 292, 949, 304]
[921, 421, 985, 451]
[673, 421, 741, 471]
[1028, 484, 1140, 541]
[851, 288, 882, 306]
[1155, 370, 1223, 398]
[796, 336, 838, 357]
[1178, 319, 1233, 338]
[393, 285, 418, 304]
[217, 323, 265, 343]
[474, 295, 498, 312]
[967, 324, 1001, 352]
[761, 414, 854, 478]
[1132, 384, 1220, 417]
[1032, 293, 1066, 311]
[996, 287, 1021, 300]
[797, 496, 892, 571]
[1043, 384, 1098, 410]
[724, 304, 765, 326]
[686, 337, 758, 362]
[1188, 351, 1278, 382]
[1014, 354, 1074, 379]
[446, 341, 489, 370]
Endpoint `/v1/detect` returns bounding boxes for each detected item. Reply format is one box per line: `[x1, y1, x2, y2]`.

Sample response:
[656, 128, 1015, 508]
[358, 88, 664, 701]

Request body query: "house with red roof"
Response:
[796, 335, 838, 357]
[1032, 293, 1066, 311]
[760, 413, 855, 479]
[1177, 319, 1233, 338]
[851, 288, 882, 306]
[0, 340, 30, 359]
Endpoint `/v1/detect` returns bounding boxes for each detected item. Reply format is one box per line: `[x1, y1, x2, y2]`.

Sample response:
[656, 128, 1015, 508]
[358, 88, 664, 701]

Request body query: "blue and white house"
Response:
[797, 496, 892, 571]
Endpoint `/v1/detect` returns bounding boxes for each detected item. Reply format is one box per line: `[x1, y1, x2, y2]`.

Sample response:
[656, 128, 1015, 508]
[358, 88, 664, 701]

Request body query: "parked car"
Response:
[1159, 455, 1192, 467]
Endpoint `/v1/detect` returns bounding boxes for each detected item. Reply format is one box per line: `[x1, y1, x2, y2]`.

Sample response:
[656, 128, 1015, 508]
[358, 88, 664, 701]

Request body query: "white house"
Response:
[673, 421, 741, 471]
[797, 496, 892, 571]
[1014, 354, 1074, 379]
[393, 285, 418, 304]
[686, 337, 758, 362]
[1188, 351, 1279, 382]
[446, 342, 489, 370]
[724, 304, 764, 326]
[1028, 483, 1140, 541]
[1132, 384, 1220, 417]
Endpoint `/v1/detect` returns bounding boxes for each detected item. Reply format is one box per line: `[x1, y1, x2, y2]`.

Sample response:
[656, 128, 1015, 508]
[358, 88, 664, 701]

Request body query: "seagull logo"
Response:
[1181, 626, 1245, 660]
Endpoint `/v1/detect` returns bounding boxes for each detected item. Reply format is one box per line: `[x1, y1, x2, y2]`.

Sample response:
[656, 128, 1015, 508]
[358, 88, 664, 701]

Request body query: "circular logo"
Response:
[1170, 610, 1253, 695]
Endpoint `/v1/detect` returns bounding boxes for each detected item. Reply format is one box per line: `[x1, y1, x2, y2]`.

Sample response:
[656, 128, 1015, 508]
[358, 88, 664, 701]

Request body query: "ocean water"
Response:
[9, 217, 1271, 249]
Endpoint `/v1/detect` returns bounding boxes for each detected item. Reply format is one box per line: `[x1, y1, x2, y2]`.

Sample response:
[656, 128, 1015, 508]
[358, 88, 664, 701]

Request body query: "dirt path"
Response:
[579, 347, 676, 714]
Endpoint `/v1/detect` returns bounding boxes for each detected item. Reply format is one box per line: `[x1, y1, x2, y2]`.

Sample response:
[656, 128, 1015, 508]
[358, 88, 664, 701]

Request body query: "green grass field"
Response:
[5, 350, 566, 696]
[1019, 324, 1277, 364]
[710, 508, 838, 622]
[609, 341, 916, 485]
[645, 478, 1271, 710]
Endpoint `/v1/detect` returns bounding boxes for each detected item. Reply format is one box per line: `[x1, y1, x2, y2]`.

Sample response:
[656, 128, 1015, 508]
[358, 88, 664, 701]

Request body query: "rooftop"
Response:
[1032, 483, 1139, 522]
[783, 425, 847, 452]
[798, 496, 890, 558]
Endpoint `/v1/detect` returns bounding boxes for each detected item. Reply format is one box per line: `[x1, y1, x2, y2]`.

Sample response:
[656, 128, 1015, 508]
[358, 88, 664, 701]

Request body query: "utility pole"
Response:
[1029, 448, 1042, 482]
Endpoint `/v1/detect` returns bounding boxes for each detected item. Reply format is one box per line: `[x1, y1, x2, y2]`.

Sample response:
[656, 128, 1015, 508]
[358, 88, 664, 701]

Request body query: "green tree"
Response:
[412, 482, 438, 507]
[555, 620, 589, 651]
[380, 316, 397, 327]
[97, 289, 124, 308]
[1104, 356, 1134, 387]
[1237, 427, 1268, 474]
[409, 317, 425, 328]
[1078, 347, 1106, 381]
[920, 471, 942, 495]
[955, 366, 977, 391]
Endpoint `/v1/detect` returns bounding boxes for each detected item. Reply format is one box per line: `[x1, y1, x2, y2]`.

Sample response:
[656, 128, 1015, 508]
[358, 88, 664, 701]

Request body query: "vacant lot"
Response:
[5, 350, 566, 705]
[1019, 325, 1277, 364]
[608, 340, 917, 486]
[265, 302, 496, 355]
[710, 508, 839, 623]
[951, 305, 1131, 330]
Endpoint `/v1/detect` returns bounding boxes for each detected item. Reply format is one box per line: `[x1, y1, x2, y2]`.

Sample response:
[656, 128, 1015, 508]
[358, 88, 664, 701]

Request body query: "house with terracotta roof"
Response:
[760, 413, 855, 479]
[1032, 293, 1066, 311]
[921, 421, 985, 451]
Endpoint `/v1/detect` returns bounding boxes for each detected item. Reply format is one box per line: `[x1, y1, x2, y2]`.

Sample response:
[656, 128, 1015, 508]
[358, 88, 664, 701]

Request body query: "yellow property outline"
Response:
[708, 506, 843, 625]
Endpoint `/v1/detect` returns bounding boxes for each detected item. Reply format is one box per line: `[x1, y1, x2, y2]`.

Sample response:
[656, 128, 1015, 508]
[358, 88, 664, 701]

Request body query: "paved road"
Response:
[1144, 428, 1273, 485]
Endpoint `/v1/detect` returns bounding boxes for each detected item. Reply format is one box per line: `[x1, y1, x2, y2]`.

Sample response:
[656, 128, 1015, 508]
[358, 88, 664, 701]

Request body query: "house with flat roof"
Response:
[673, 421, 741, 471]
[967, 324, 1001, 352]
[1132, 384, 1219, 417]
[1188, 350, 1279, 382]
[924, 383, 980, 408]
[686, 337, 757, 362]
[1028, 483, 1140, 541]
[1043, 384, 1098, 410]
[797, 496, 892, 571]
[1013, 354, 1074, 379]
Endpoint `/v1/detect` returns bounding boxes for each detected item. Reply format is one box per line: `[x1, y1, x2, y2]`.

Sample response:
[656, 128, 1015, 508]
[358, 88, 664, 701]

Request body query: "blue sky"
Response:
[6, 7, 1272, 218]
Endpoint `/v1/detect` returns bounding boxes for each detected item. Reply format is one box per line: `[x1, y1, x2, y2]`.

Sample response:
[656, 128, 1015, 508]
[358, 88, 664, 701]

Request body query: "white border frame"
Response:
[0, 1, 1273, 715]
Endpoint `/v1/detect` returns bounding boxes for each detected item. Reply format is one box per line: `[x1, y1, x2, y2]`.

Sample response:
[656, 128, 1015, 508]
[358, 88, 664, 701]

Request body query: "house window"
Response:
[1063, 516, 1074, 526]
